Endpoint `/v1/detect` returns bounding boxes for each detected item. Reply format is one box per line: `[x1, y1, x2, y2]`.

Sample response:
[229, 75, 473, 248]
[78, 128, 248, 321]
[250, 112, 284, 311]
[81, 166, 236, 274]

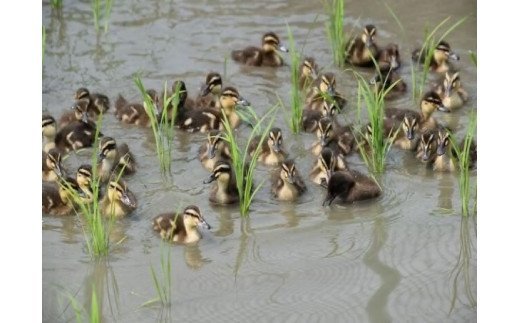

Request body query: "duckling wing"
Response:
[231, 47, 262, 66]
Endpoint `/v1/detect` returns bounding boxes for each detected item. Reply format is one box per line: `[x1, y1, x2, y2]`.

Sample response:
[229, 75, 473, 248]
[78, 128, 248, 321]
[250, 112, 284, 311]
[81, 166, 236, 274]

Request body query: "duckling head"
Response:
[402, 112, 419, 140]
[381, 43, 400, 69]
[201, 72, 223, 96]
[323, 172, 355, 206]
[321, 101, 339, 118]
[76, 164, 93, 189]
[300, 57, 318, 79]
[107, 178, 137, 208]
[42, 115, 57, 139]
[436, 127, 452, 156]
[418, 131, 438, 162]
[261, 32, 288, 53]
[317, 117, 333, 147]
[207, 130, 226, 159]
[268, 127, 283, 153]
[183, 205, 211, 230]
[204, 161, 232, 185]
[280, 159, 297, 184]
[46, 148, 63, 178]
[362, 25, 377, 47]
[319, 147, 337, 184]
[219, 87, 249, 112]
[434, 41, 460, 63]
[421, 91, 447, 114]
[318, 72, 337, 96]
[72, 99, 90, 123]
[98, 137, 118, 162]
[442, 71, 461, 97]
[74, 87, 90, 101]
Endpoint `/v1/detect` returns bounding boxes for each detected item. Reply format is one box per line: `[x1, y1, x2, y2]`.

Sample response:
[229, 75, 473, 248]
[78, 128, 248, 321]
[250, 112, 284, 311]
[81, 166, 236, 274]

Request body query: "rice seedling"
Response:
[221, 104, 279, 216]
[50, 0, 63, 9]
[469, 50, 477, 67]
[323, 0, 346, 66]
[352, 70, 399, 174]
[90, 286, 101, 323]
[450, 109, 477, 217]
[285, 23, 304, 134]
[134, 75, 180, 175]
[92, 0, 114, 33]
[143, 243, 173, 307]
[410, 17, 467, 102]
[58, 284, 102, 323]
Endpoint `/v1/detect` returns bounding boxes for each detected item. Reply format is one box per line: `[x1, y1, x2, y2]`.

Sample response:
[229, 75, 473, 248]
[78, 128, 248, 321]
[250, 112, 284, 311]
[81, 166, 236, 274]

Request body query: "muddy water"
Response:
[43, 0, 477, 322]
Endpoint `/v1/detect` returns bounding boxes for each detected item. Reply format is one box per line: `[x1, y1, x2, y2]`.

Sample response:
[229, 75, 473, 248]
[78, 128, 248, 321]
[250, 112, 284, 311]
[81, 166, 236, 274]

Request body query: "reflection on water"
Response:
[83, 260, 121, 322]
[184, 244, 211, 270]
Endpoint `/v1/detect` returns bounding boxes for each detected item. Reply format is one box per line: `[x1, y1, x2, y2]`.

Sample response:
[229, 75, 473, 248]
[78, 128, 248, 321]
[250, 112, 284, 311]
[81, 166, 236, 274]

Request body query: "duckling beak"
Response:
[322, 193, 337, 206]
[286, 174, 295, 185]
[406, 129, 414, 141]
[81, 112, 89, 123]
[369, 74, 378, 85]
[272, 142, 281, 153]
[326, 169, 333, 182]
[437, 144, 447, 156]
[445, 84, 452, 98]
[199, 219, 211, 230]
[98, 152, 106, 161]
[310, 68, 318, 80]
[437, 104, 450, 113]
[278, 45, 289, 53]
[390, 56, 399, 69]
[449, 52, 460, 61]
[422, 150, 431, 162]
[203, 174, 216, 184]
[121, 193, 136, 208]
[54, 165, 63, 177]
[236, 97, 250, 107]
[208, 145, 216, 159]
[320, 137, 327, 147]
[319, 177, 328, 189]
[201, 84, 211, 97]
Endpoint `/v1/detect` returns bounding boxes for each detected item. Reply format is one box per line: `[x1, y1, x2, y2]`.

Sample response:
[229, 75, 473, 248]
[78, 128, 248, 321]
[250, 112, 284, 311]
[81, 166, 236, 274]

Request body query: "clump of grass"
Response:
[221, 104, 279, 216]
[134, 75, 180, 175]
[353, 71, 399, 174]
[323, 0, 346, 66]
[143, 244, 173, 307]
[92, 0, 114, 33]
[410, 17, 467, 102]
[450, 109, 477, 217]
[285, 23, 304, 134]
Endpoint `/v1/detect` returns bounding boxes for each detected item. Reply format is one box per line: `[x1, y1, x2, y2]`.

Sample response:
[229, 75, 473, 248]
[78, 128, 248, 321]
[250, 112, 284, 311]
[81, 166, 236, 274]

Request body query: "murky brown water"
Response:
[43, 0, 477, 322]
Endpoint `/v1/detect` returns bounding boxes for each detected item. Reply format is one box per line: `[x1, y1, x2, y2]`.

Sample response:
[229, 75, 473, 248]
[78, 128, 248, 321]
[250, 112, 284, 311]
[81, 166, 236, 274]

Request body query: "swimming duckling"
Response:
[98, 137, 136, 183]
[299, 57, 319, 90]
[54, 101, 101, 152]
[194, 72, 223, 109]
[74, 87, 110, 115]
[309, 147, 348, 186]
[302, 101, 340, 133]
[311, 117, 355, 156]
[42, 148, 64, 182]
[115, 89, 160, 126]
[391, 112, 420, 150]
[42, 114, 57, 153]
[412, 40, 460, 73]
[203, 161, 239, 205]
[345, 24, 379, 67]
[305, 72, 347, 111]
[322, 169, 382, 205]
[231, 32, 288, 67]
[198, 130, 231, 172]
[385, 91, 447, 133]
[415, 129, 438, 166]
[370, 66, 407, 99]
[248, 127, 288, 166]
[100, 177, 137, 218]
[152, 205, 211, 244]
[58, 99, 96, 128]
[433, 126, 457, 172]
[377, 43, 401, 70]
[218, 87, 250, 129]
[435, 71, 468, 111]
[42, 177, 84, 216]
[271, 160, 307, 201]
[76, 164, 95, 202]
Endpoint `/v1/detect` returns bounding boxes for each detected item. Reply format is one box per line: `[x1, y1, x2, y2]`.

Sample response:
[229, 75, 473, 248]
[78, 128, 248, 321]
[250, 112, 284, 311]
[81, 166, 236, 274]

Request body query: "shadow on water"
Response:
[364, 217, 402, 323]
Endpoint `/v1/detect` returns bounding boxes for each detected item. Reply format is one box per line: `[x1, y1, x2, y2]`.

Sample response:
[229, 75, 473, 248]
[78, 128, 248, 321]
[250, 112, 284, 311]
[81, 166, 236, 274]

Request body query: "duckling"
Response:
[434, 71, 468, 111]
[433, 126, 457, 172]
[385, 91, 447, 133]
[98, 137, 136, 183]
[194, 72, 223, 109]
[42, 177, 84, 216]
[76, 164, 95, 202]
[322, 169, 382, 205]
[415, 129, 438, 166]
[299, 57, 319, 90]
[377, 43, 401, 70]
[305, 72, 347, 111]
[248, 127, 288, 166]
[152, 205, 211, 244]
[370, 66, 407, 100]
[42, 114, 57, 153]
[100, 177, 137, 218]
[271, 160, 307, 201]
[302, 101, 340, 133]
[58, 99, 95, 128]
[114, 89, 160, 126]
[42, 148, 64, 182]
[311, 117, 355, 156]
[218, 87, 250, 129]
[345, 24, 379, 67]
[54, 101, 101, 152]
[203, 161, 239, 205]
[198, 130, 231, 172]
[412, 40, 460, 73]
[74, 87, 110, 115]
[391, 112, 420, 151]
[309, 147, 348, 186]
[231, 32, 288, 67]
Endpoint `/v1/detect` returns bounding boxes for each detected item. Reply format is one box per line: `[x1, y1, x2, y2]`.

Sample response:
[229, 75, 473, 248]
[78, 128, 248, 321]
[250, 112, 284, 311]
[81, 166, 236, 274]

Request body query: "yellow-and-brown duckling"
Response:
[345, 24, 379, 67]
[231, 32, 288, 67]
[299, 57, 319, 91]
[203, 161, 239, 205]
[369, 66, 407, 100]
[434, 71, 468, 111]
[305, 72, 347, 111]
[74, 87, 110, 115]
[391, 112, 420, 151]
[311, 117, 355, 156]
[309, 147, 348, 186]
[247, 127, 288, 166]
[322, 169, 382, 205]
[98, 137, 136, 183]
[194, 72, 223, 110]
[412, 40, 460, 73]
[42, 114, 57, 153]
[76, 164, 95, 202]
[415, 129, 438, 166]
[100, 177, 137, 218]
[385, 91, 447, 133]
[198, 130, 231, 172]
[302, 101, 340, 133]
[42, 148, 64, 182]
[54, 101, 101, 152]
[42, 177, 85, 216]
[152, 205, 211, 244]
[433, 126, 457, 172]
[114, 89, 160, 126]
[58, 99, 96, 128]
[377, 43, 401, 70]
[271, 159, 307, 201]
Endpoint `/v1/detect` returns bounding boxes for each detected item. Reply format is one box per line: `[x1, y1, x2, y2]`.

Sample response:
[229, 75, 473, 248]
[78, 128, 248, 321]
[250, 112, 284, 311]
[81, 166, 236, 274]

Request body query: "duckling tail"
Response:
[115, 94, 127, 113]
[231, 50, 244, 62]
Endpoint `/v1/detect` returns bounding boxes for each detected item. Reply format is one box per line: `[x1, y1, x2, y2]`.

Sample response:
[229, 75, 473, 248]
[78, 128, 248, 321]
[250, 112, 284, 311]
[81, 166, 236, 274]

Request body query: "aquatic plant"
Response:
[92, 0, 114, 33]
[285, 23, 304, 134]
[323, 0, 346, 66]
[143, 243, 173, 307]
[221, 104, 279, 216]
[469, 50, 477, 67]
[50, 0, 63, 9]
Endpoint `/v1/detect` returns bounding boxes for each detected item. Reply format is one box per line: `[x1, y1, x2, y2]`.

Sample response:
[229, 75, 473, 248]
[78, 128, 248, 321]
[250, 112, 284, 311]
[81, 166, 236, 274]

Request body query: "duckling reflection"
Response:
[184, 244, 212, 270]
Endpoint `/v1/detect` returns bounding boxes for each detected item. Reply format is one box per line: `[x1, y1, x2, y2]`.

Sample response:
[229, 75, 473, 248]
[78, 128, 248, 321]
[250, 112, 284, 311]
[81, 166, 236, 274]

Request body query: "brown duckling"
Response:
[298, 57, 319, 90]
[203, 161, 239, 205]
[42, 148, 64, 182]
[412, 40, 460, 73]
[231, 32, 288, 67]
[391, 112, 420, 151]
[311, 117, 355, 157]
[58, 99, 96, 128]
[323, 169, 382, 205]
[74, 87, 110, 115]
[152, 205, 211, 244]
[415, 129, 438, 166]
[370, 66, 407, 99]
[309, 147, 348, 186]
[433, 126, 457, 172]
[198, 130, 231, 172]
[305, 72, 347, 111]
[302, 101, 340, 133]
[248, 127, 288, 166]
[345, 24, 379, 67]
[434, 71, 468, 111]
[377, 43, 401, 70]
[98, 137, 136, 183]
[75, 164, 95, 202]
[54, 101, 101, 152]
[42, 114, 57, 153]
[42, 177, 85, 216]
[194, 72, 223, 110]
[114, 89, 160, 126]
[271, 160, 307, 201]
[100, 177, 137, 218]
